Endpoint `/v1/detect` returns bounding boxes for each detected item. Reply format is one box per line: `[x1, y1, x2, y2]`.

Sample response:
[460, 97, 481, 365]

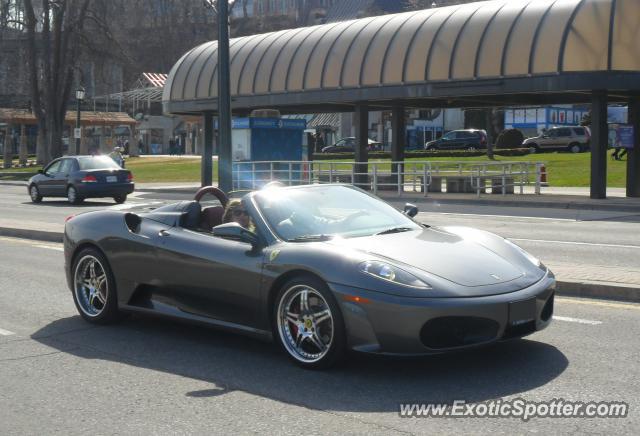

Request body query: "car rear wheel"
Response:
[568, 143, 582, 153]
[29, 184, 42, 203]
[466, 145, 477, 151]
[274, 276, 345, 369]
[114, 194, 127, 204]
[67, 186, 83, 204]
[72, 248, 121, 324]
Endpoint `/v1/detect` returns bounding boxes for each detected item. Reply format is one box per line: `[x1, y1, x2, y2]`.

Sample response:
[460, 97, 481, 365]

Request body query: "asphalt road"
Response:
[0, 236, 638, 434]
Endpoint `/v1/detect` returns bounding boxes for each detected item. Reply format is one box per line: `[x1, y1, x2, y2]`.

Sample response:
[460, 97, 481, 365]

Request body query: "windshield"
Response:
[78, 156, 121, 170]
[253, 185, 421, 241]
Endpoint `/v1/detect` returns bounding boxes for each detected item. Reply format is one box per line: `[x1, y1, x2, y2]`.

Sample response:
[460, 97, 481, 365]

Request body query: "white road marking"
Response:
[511, 238, 640, 250]
[0, 327, 15, 336]
[556, 297, 640, 311]
[34, 244, 64, 252]
[0, 236, 62, 251]
[553, 316, 602, 325]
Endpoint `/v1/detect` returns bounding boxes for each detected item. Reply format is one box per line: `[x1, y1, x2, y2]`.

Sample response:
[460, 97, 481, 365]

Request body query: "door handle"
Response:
[159, 230, 170, 237]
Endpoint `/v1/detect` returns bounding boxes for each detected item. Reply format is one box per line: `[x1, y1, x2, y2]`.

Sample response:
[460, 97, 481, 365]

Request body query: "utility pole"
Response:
[217, 0, 233, 192]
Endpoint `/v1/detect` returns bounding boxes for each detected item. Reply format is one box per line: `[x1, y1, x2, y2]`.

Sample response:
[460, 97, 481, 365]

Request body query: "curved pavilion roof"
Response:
[164, 0, 640, 114]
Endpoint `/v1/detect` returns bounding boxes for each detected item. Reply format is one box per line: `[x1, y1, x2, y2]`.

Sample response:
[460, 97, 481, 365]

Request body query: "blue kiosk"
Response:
[228, 117, 307, 188]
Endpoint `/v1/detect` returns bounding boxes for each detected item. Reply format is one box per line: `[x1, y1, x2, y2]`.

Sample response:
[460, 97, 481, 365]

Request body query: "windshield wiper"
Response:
[288, 234, 334, 242]
[375, 227, 414, 235]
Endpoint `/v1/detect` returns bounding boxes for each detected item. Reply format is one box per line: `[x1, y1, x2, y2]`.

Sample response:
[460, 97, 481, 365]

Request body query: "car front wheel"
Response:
[274, 276, 345, 369]
[71, 248, 121, 324]
[29, 184, 43, 203]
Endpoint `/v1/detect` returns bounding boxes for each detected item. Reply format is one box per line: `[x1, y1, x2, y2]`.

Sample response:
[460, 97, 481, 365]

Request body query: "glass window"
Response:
[78, 156, 121, 170]
[557, 128, 572, 137]
[442, 132, 455, 140]
[45, 160, 62, 175]
[573, 127, 586, 136]
[253, 185, 421, 241]
[59, 159, 74, 175]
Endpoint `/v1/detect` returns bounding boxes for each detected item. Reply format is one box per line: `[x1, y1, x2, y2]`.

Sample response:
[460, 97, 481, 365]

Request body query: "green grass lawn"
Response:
[0, 152, 629, 187]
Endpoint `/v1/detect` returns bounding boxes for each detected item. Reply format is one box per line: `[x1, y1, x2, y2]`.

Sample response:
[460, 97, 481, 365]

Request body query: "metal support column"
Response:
[627, 97, 640, 197]
[202, 111, 213, 187]
[391, 105, 406, 185]
[354, 103, 369, 189]
[590, 91, 608, 199]
[19, 124, 27, 165]
[217, 0, 233, 193]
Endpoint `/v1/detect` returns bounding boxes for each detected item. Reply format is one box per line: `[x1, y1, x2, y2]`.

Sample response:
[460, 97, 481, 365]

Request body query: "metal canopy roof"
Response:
[163, 0, 640, 115]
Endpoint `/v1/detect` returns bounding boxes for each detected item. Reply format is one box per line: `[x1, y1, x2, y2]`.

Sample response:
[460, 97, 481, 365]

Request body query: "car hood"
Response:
[326, 227, 543, 288]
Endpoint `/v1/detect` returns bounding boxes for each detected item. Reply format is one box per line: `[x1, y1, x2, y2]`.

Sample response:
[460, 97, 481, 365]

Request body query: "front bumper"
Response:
[331, 272, 555, 355]
[76, 182, 134, 198]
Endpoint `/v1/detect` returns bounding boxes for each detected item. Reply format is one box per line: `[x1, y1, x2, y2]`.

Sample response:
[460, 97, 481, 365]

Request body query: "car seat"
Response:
[200, 205, 225, 230]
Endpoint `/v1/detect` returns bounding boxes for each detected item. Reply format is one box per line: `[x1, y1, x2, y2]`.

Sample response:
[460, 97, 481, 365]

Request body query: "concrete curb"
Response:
[556, 280, 640, 303]
[2, 224, 638, 303]
[0, 181, 27, 187]
[0, 226, 63, 243]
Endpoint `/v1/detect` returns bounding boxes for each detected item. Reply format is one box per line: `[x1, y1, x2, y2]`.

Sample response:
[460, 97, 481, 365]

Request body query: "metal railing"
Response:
[232, 160, 546, 196]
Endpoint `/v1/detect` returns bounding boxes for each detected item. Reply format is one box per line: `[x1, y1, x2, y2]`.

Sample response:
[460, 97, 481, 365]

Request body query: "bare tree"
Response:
[23, 0, 91, 163]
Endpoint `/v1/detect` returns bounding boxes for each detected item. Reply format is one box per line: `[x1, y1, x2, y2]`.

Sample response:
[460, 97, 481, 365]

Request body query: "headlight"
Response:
[504, 239, 543, 268]
[359, 261, 432, 289]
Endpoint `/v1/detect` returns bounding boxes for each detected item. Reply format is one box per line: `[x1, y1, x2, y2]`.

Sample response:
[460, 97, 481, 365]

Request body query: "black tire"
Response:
[114, 194, 127, 204]
[67, 185, 84, 204]
[272, 275, 346, 370]
[568, 143, 582, 153]
[466, 145, 477, 151]
[528, 143, 540, 153]
[71, 247, 121, 324]
[29, 184, 43, 203]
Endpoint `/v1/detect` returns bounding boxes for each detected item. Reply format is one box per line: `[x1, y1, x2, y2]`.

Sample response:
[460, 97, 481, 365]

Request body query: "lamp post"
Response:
[75, 86, 85, 155]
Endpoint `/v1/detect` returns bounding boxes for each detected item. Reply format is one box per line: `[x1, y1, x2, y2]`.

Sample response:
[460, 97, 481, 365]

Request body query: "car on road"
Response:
[425, 129, 487, 151]
[522, 126, 591, 153]
[321, 137, 382, 153]
[64, 184, 555, 369]
[28, 155, 134, 205]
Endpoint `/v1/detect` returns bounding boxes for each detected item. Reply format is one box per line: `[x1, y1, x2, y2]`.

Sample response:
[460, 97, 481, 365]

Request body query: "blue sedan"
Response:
[28, 155, 134, 204]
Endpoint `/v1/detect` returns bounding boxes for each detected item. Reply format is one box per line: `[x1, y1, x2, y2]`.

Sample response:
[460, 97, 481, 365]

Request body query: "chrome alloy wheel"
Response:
[277, 285, 334, 363]
[74, 255, 108, 317]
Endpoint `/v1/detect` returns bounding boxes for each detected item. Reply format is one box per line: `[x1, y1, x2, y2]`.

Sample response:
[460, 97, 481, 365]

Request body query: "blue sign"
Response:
[214, 118, 306, 130]
[608, 124, 635, 149]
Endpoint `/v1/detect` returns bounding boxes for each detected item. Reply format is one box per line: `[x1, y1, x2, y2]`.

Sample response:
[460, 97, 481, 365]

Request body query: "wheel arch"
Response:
[70, 241, 109, 276]
[266, 269, 329, 325]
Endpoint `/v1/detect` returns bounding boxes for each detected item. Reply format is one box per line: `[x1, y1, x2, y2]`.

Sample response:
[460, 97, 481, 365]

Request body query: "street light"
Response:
[75, 86, 85, 155]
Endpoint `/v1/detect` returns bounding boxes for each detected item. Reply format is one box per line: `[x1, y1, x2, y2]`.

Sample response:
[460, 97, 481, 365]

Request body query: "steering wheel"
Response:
[194, 186, 229, 207]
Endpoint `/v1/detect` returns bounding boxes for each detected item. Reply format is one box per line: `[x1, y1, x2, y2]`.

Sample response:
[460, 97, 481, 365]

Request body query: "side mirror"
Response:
[403, 203, 418, 218]
[213, 222, 260, 248]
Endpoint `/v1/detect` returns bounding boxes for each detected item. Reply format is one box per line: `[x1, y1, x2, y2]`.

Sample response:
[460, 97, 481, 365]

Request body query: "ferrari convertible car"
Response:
[64, 184, 555, 369]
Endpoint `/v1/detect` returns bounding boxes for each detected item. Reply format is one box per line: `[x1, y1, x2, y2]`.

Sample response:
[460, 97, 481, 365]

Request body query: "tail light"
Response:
[81, 175, 97, 183]
[127, 172, 133, 182]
